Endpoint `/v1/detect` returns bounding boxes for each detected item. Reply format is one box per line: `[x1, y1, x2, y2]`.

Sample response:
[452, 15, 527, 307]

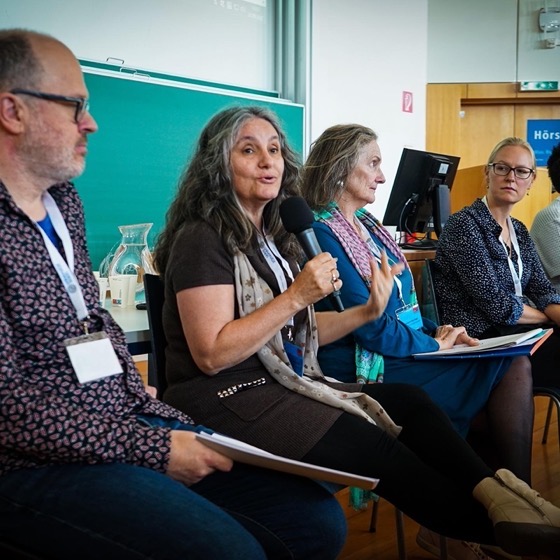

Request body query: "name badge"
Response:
[64, 331, 123, 384]
[395, 303, 423, 331]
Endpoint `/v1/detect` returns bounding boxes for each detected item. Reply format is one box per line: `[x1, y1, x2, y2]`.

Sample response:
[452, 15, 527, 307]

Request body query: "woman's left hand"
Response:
[434, 324, 479, 350]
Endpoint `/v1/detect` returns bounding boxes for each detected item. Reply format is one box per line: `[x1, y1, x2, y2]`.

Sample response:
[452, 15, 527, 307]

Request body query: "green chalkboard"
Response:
[75, 67, 305, 269]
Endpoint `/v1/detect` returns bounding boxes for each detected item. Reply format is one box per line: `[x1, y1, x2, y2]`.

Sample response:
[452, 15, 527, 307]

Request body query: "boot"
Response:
[416, 526, 490, 560]
[479, 544, 523, 560]
[473, 468, 560, 557]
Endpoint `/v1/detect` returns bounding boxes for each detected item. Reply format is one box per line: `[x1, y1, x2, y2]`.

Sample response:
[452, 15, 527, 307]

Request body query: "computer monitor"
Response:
[383, 147, 460, 249]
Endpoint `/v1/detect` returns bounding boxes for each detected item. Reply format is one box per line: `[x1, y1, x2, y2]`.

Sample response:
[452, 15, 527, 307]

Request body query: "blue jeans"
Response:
[0, 417, 346, 559]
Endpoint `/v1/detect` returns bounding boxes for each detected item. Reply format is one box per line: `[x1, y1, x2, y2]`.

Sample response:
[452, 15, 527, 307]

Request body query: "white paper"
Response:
[414, 328, 545, 357]
[196, 432, 378, 490]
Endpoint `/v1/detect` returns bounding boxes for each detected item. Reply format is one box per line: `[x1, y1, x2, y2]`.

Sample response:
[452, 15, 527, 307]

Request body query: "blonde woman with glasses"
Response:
[434, 137, 560, 394]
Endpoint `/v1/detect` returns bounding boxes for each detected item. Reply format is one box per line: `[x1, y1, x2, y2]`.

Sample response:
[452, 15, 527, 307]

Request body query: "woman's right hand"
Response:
[287, 252, 342, 309]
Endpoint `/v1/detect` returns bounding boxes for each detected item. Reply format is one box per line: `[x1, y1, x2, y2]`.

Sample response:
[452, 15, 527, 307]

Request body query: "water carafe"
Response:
[107, 223, 153, 304]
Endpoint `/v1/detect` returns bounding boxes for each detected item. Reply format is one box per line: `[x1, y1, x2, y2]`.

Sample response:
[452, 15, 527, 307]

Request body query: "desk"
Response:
[107, 302, 151, 356]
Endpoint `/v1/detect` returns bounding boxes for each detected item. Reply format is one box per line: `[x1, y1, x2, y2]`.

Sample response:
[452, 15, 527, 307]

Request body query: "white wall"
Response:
[518, 0, 560, 81]
[428, 0, 560, 83]
[427, 0, 518, 83]
[310, 0, 429, 218]
[0, 0, 275, 91]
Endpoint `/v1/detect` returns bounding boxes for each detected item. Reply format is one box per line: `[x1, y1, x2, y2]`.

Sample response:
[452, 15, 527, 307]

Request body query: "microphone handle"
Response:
[329, 289, 345, 313]
[296, 229, 345, 313]
[296, 229, 323, 258]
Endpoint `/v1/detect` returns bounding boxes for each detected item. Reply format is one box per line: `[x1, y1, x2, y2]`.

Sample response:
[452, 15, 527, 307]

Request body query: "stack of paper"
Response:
[413, 328, 552, 360]
[195, 431, 378, 490]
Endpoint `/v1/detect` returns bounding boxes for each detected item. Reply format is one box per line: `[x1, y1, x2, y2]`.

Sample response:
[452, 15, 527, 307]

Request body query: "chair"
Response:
[424, 258, 560, 449]
[533, 387, 560, 449]
[143, 273, 168, 399]
[422, 258, 441, 325]
[368, 500, 410, 560]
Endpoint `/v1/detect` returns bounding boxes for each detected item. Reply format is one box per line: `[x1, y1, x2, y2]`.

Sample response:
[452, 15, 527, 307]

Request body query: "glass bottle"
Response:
[107, 223, 153, 304]
[98, 241, 119, 279]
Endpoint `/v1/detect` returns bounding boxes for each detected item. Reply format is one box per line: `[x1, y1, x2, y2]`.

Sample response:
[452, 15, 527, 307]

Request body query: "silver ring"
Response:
[331, 270, 337, 283]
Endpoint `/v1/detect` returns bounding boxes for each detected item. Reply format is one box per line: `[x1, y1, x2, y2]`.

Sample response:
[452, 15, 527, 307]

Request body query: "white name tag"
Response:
[64, 331, 123, 384]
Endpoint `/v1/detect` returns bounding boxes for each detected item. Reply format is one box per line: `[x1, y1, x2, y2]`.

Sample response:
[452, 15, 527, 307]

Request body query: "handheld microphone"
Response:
[279, 196, 344, 312]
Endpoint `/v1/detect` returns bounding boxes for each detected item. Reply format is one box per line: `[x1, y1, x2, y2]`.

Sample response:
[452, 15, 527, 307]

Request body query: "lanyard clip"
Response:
[284, 325, 293, 342]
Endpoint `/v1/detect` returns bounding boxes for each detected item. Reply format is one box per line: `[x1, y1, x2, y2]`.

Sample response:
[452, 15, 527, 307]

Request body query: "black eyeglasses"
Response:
[489, 162, 534, 180]
[9, 88, 90, 123]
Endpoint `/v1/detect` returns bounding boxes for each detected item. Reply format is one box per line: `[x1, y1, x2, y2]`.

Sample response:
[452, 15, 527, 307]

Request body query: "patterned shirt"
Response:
[434, 198, 560, 338]
[0, 180, 192, 476]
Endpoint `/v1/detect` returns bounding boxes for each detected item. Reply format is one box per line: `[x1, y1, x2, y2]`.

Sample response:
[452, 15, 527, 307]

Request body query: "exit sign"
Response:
[519, 81, 559, 92]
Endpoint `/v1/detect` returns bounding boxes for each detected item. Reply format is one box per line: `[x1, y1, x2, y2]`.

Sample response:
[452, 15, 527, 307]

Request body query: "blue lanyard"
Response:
[33, 192, 89, 321]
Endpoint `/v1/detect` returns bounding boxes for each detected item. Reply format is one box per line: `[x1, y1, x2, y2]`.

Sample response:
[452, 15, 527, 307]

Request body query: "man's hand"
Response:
[167, 430, 233, 486]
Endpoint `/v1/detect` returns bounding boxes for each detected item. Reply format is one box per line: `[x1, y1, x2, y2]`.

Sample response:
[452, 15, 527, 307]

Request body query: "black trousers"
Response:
[302, 383, 496, 545]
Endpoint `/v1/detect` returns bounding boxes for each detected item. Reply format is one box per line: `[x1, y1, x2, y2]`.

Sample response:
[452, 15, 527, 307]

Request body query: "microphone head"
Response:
[279, 196, 315, 234]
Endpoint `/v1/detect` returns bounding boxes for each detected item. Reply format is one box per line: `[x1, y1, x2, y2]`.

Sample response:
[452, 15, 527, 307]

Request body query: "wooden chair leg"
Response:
[541, 398, 554, 444]
[439, 534, 448, 559]
[395, 508, 407, 560]
[368, 497, 379, 533]
[557, 402, 560, 451]
[370, 501, 407, 560]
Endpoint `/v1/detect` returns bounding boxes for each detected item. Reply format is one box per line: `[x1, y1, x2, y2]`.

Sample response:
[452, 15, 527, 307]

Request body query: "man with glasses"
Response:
[0, 29, 347, 559]
[10, 88, 90, 123]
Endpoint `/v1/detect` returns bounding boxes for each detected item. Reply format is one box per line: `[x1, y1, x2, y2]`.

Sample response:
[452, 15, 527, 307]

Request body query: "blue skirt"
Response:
[383, 356, 511, 437]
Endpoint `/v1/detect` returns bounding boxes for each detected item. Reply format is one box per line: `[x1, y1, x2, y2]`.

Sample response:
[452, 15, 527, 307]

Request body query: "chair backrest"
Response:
[422, 259, 441, 325]
[143, 273, 168, 399]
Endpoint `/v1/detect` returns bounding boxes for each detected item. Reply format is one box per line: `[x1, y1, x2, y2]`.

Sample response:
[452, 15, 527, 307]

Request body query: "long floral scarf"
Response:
[314, 205, 414, 384]
[313, 206, 414, 509]
[232, 251, 401, 437]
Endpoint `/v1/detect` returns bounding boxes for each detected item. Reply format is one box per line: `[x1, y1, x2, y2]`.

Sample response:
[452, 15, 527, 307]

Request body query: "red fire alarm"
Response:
[402, 91, 413, 113]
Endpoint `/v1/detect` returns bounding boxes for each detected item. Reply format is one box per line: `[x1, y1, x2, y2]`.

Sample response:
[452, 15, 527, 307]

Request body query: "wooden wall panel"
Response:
[426, 84, 466, 156]
[458, 105, 514, 168]
[466, 83, 517, 99]
[451, 165, 485, 213]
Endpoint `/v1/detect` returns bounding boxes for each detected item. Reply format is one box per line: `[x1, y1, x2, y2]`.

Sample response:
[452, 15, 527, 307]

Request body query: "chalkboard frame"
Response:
[75, 65, 305, 269]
